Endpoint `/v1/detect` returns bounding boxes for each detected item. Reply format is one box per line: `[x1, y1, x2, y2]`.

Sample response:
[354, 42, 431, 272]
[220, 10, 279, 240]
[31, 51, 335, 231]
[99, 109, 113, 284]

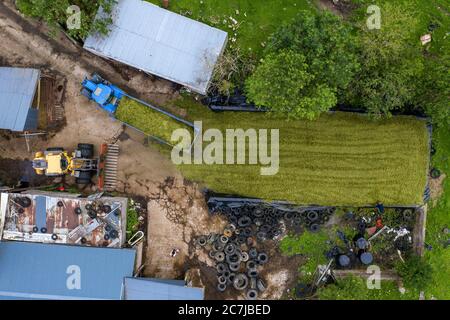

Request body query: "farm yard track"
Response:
[0, 0, 216, 285]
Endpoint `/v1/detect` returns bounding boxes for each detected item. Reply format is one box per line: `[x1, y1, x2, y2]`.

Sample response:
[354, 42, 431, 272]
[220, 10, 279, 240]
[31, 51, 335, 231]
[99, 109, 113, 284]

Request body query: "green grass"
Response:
[317, 277, 419, 300]
[126, 199, 140, 241]
[147, 0, 314, 59]
[280, 229, 330, 279]
[116, 96, 193, 148]
[173, 98, 429, 206]
[424, 124, 450, 299]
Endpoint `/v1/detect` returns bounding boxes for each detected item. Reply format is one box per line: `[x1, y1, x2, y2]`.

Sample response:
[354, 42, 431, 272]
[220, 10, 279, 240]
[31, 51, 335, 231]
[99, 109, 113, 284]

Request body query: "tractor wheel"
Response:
[46, 147, 64, 152]
[78, 144, 94, 159]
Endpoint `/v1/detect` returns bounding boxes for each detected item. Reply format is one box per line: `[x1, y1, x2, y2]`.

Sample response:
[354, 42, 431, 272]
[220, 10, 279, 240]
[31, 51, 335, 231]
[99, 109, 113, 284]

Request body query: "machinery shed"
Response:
[84, 0, 228, 95]
[123, 277, 204, 300]
[0, 67, 40, 131]
[0, 241, 136, 300]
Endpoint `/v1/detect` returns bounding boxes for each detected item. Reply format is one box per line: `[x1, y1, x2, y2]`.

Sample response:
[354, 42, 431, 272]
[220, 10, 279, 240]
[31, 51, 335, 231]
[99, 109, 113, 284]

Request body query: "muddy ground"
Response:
[0, 1, 301, 299]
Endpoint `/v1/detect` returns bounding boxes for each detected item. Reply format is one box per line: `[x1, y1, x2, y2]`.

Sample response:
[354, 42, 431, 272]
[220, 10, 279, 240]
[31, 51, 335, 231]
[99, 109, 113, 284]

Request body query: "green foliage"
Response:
[245, 50, 337, 119]
[126, 199, 139, 241]
[265, 10, 360, 93]
[424, 125, 450, 299]
[396, 255, 433, 291]
[317, 277, 417, 300]
[345, 1, 424, 118]
[280, 230, 330, 279]
[246, 10, 359, 119]
[418, 54, 450, 126]
[16, 0, 116, 40]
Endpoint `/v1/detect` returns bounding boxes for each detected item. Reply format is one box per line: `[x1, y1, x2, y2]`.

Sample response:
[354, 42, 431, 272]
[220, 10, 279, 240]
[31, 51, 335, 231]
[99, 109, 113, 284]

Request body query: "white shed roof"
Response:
[84, 0, 228, 94]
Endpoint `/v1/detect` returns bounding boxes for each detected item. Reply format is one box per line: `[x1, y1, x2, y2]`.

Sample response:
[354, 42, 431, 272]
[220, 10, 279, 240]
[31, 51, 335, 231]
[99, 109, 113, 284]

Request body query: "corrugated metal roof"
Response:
[0, 241, 135, 300]
[84, 0, 228, 94]
[0, 67, 40, 131]
[123, 277, 204, 300]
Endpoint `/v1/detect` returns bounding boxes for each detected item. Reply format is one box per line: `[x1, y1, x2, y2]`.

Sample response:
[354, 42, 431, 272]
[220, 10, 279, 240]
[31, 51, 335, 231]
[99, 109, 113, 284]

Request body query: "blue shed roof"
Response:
[124, 277, 204, 300]
[0, 241, 135, 300]
[0, 67, 40, 131]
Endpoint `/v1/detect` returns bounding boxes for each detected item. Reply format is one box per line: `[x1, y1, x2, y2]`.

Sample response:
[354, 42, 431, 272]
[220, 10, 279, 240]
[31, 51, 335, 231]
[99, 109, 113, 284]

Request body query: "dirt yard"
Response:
[0, 0, 303, 299]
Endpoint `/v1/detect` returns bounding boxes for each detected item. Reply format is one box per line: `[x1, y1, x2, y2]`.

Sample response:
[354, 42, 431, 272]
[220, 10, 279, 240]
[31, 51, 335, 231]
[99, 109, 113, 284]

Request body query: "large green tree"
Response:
[265, 10, 360, 94]
[345, 1, 424, 118]
[417, 52, 450, 127]
[16, 0, 116, 40]
[246, 50, 336, 120]
[246, 10, 359, 119]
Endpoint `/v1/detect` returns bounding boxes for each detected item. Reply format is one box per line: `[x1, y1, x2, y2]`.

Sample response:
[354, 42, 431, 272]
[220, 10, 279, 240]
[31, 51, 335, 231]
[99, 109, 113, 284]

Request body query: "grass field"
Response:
[424, 125, 450, 299]
[171, 98, 429, 206]
[116, 96, 194, 148]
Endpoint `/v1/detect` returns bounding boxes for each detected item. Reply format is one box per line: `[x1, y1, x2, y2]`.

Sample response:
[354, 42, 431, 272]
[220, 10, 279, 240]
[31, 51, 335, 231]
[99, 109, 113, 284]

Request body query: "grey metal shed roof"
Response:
[0, 67, 40, 131]
[123, 277, 204, 300]
[0, 241, 136, 300]
[84, 0, 228, 94]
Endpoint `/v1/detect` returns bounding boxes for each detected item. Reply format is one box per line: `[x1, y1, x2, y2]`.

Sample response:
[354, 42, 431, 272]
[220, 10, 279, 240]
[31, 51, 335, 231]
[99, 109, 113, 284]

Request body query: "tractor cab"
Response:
[32, 144, 98, 184]
[92, 84, 113, 105]
[81, 74, 124, 113]
[32, 149, 70, 177]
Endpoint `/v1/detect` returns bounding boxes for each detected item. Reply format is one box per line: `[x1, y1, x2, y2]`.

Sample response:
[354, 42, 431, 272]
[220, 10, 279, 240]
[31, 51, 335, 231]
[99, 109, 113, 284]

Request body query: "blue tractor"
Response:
[81, 74, 125, 113]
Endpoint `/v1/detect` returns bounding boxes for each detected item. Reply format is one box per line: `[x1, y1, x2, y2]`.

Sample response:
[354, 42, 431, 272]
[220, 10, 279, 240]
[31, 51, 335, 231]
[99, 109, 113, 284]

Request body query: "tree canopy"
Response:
[16, 0, 116, 40]
[246, 50, 337, 119]
[245, 10, 359, 119]
[344, 1, 425, 118]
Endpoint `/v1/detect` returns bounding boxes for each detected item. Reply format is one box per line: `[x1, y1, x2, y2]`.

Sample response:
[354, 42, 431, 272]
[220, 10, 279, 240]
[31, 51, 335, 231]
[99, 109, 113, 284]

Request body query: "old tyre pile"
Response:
[208, 201, 335, 237]
[203, 201, 335, 298]
[196, 227, 267, 300]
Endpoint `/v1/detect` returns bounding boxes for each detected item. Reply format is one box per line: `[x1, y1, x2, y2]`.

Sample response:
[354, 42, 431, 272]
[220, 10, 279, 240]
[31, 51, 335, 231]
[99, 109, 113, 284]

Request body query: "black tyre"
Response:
[78, 143, 94, 159]
[88, 210, 97, 219]
[74, 207, 82, 215]
[307, 211, 319, 222]
[430, 168, 441, 179]
[40, 227, 47, 233]
[51, 234, 58, 241]
[246, 289, 258, 300]
[109, 230, 119, 239]
[75, 171, 92, 185]
[19, 197, 32, 208]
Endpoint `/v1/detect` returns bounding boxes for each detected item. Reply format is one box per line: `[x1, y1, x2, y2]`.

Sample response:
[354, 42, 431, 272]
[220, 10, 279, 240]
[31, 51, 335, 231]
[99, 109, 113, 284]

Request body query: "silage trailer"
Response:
[81, 74, 199, 150]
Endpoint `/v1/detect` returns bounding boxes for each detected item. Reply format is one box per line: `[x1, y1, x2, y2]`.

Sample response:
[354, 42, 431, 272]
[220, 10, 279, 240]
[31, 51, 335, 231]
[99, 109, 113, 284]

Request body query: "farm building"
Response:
[0, 191, 128, 247]
[123, 277, 204, 300]
[0, 241, 135, 300]
[84, 0, 228, 95]
[0, 67, 40, 131]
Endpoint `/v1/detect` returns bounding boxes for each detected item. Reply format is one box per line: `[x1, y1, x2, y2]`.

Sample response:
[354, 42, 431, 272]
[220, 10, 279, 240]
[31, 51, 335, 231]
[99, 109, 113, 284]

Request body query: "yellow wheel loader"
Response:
[32, 144, 98, 184]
